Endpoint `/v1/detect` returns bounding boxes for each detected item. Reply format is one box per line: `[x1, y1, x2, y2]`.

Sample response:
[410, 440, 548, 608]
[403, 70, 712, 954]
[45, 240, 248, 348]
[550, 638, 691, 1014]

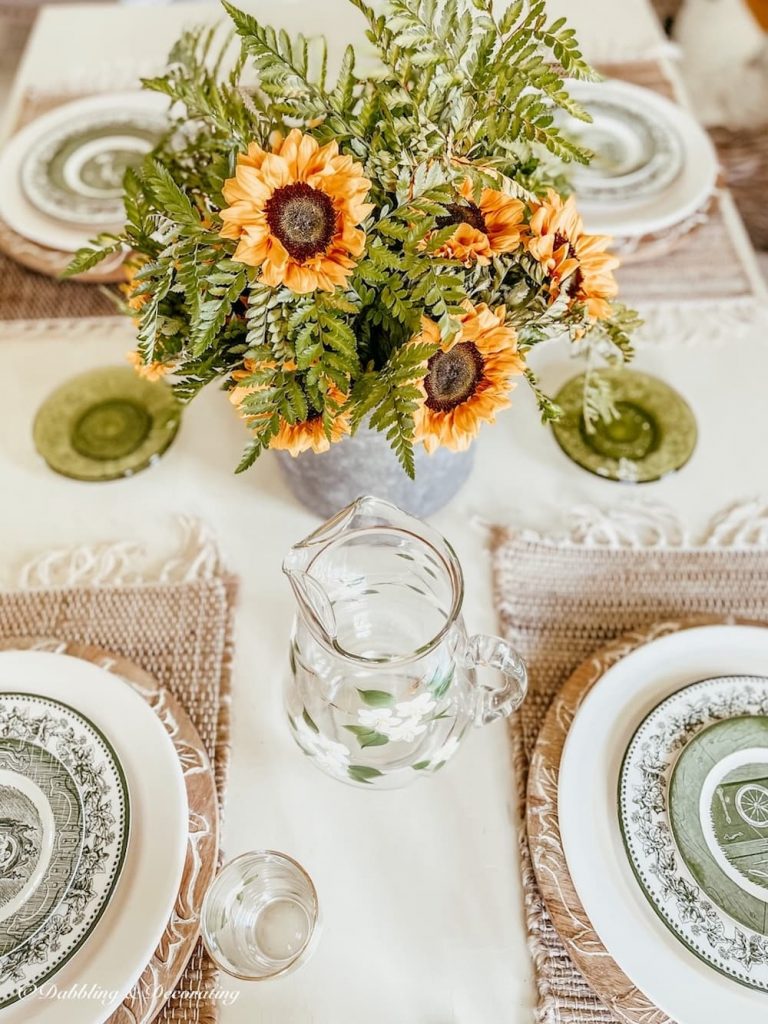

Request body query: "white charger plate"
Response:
[0, 92, 169, 253]
[562, 79, 718, 238]
[0, 650, 187, 1024]
[559, 624, 768, 1024]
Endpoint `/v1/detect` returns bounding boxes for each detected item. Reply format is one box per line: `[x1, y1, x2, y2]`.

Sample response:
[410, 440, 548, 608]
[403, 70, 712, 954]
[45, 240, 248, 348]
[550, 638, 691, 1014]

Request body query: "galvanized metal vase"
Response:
[275, 424, 475, 518]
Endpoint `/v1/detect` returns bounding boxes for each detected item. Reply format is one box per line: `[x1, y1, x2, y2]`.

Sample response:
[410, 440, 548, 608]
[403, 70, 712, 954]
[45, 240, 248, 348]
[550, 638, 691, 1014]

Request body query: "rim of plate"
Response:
[558, 624, 768, 1024]
[0, 650, 187, 1024]
[563, 78, 718, 238]
[0, 91, 170, 253]
[0, 692, 130, 1007]
[618, 675, 768, 992]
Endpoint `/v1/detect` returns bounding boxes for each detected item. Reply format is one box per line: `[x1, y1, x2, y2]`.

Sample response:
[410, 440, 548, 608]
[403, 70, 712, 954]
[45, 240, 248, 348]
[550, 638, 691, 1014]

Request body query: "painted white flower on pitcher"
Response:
[294, 715, 351, 773]
[357, 693, 437, 742]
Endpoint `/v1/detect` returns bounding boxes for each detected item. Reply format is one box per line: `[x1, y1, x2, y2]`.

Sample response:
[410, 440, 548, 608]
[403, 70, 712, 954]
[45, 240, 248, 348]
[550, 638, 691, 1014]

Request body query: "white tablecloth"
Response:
[1, 3, 767, 1021]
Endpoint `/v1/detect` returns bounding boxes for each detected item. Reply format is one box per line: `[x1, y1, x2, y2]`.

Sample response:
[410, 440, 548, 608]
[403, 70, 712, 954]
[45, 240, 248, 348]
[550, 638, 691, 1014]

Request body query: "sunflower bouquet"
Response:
[68, 0, 639, 478]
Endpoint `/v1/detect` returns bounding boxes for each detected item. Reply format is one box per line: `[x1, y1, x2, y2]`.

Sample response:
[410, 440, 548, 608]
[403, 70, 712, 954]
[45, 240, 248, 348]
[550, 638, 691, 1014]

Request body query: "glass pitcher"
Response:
[282, 496, 527, 789]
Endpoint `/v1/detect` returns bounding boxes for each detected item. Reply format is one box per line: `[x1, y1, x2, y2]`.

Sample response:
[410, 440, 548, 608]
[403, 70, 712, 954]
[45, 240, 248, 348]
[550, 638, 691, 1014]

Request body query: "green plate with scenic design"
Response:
[33, 366, 180, 482]
[551, 369, 697, 483]
[619, 674, 768, 992]
[670, 715, 768, 935]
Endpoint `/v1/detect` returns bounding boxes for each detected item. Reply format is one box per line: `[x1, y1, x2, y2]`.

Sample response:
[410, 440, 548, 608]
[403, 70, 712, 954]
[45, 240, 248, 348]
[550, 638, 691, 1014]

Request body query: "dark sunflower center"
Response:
[566, 266, 584, 297]
[552, 231, 582, 296]
[436, 201, 487, 234]
[264, 181, 336, 262]
[553, 231, 577, 260]
[424, 342, 485, 412]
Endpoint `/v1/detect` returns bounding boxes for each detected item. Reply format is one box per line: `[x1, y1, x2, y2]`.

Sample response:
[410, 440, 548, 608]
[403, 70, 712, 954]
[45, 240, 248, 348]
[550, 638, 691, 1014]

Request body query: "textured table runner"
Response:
[492, 502, 768, 1024]
[0, 534, 237, 1024]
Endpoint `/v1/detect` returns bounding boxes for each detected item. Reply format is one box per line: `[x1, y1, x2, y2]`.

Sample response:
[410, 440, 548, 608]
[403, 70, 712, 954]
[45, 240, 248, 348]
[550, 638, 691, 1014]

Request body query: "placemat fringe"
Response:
[503, 498, 768, 551]
[13, 516, 222, 589]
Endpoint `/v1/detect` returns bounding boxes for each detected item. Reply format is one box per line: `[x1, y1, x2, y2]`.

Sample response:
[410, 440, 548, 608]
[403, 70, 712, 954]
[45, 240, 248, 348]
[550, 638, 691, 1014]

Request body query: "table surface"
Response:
[1, 2, 768, 1022]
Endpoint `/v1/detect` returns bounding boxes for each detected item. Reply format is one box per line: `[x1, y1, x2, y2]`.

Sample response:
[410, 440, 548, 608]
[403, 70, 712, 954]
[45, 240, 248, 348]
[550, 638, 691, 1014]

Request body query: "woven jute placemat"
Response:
[0, 571, 238, 1023]
[492, 506, 768, 1024]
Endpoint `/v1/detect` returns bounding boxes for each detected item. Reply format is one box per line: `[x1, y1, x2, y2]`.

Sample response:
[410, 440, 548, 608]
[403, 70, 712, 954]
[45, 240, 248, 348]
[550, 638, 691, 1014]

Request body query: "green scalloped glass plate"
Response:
[33, 367, 180, 482]
[551, 368, 697, 482]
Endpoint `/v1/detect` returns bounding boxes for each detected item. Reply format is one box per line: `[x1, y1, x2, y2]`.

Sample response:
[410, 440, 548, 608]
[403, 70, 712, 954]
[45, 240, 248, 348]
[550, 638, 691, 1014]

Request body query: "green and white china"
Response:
[555, 79, 718, 240]
[671, 715, 768, 935]
[0, 92, 169, 253]
[0, 739, 84, 957]
[0, 648, 188, 1024]
[551, 369, 697, 483]
[21, 111, 165, 227]
[0, 693, 129, 1007]
[556, 85, 683, 204]
[33, 367, 181, 482]
[619, 675, 768, 992]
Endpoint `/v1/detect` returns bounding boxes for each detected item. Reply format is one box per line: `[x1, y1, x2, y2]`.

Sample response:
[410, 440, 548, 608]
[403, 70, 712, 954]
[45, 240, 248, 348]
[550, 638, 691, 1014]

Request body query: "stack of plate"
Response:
[531, 623, 768, 1024]
[0, 92, 169, 282]
[0, 643, 216, 1022]
[556, 80, 719, 248]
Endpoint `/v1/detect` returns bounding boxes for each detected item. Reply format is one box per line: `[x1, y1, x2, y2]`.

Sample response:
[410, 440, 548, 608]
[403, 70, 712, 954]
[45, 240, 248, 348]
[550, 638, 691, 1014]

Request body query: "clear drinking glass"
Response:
[201, 851, 320, 981]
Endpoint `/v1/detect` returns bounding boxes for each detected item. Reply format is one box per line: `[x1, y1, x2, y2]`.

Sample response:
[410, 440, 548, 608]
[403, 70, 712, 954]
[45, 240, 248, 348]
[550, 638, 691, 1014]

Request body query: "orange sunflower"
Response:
[432, 178, 526, 265]
[219, 129, 373, 294]
[120, 257, 149, 318]
[526, 190, 619, 320]
[413, 302, 524, 454]
[125, 350, 174, 382]
[229, 360, 350, 456]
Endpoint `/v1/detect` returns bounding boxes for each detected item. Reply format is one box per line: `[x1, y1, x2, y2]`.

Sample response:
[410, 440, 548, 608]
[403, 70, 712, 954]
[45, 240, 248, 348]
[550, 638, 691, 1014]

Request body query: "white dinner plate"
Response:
[561, 80, 718, 238]
[0, 92, 169, 253]
[0, 650, 187, 1024]
[559, 625, 768, 1024]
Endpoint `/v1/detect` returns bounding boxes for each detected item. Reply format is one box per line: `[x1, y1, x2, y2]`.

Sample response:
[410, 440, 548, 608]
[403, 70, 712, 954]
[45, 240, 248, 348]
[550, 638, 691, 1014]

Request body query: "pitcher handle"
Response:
[465, 634, 528, 725]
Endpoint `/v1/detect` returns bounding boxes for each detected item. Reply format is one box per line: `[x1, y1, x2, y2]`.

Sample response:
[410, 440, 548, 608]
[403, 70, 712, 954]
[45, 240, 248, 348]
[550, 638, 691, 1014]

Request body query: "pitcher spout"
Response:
[282, 563, 338, 643]
[283, 495, 463, 655]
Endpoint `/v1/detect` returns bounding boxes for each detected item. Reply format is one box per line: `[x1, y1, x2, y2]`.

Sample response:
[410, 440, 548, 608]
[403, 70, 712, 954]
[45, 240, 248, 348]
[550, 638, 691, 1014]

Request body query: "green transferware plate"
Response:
[21, 111, 165, 227]
[551, 369, 697, 483]
[670, 715, 768, 935]
[0, 739, 84, 956]
[0, 692, 129, 1007]
[619, 674, 768, 992]
[33, 366, 180, 482]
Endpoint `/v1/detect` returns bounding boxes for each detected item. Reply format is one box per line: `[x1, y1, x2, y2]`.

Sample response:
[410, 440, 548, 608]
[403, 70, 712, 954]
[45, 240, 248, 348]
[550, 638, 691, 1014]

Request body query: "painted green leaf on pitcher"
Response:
[356, 689, 394, 708]
[344, 725, 389, 748]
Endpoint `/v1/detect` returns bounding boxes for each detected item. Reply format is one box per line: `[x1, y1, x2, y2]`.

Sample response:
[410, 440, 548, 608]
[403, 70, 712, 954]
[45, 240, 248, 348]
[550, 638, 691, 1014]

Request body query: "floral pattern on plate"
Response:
[0, 694, 129, 1007]
[619, 675, 768, 991]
